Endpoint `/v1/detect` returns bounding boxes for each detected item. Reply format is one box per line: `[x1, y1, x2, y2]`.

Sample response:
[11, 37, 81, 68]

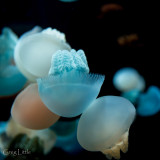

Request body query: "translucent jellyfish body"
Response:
[137, 86, 160, 116]
[38, 49, 105, 117]
[121, 89, 140, 104]
[14, 27, 71, 82]
[0, 66, 27, 97]
[77, 96, 136, 159]
[113, 67, 145, 92]
[54, 119, 83, 154]
[50, 119, 77, 136]
[0, 27, 27, 97]
[11, 83, 60, 129]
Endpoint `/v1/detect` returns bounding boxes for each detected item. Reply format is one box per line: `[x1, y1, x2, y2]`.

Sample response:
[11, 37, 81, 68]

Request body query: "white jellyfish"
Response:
[113, 67, 145, 92]
[14, 27, 71, 82]
[38, 49, 105, 117]
[77, 96, 136, 159]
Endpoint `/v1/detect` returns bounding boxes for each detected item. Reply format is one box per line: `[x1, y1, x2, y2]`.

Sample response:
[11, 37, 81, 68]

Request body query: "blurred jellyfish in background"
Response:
[51, 119, 83, 154]
[77, 96, 136, 159]
[121, 89, 141, 104]
[38, 49, 105, 117]
[0, 27, 27, 97]
[0, 118, 56, 158]
[137, 86, 160, 116]
[14, 27, 71, 82]
[113, 67, 145, 104]
[113, 67, 145, 92]
[11, 83, 60, 130]
[0, 121, 7, 135]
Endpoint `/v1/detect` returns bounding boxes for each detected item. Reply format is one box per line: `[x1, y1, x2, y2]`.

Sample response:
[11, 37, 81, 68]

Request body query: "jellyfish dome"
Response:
[77, 96, 136, 159]
[14, 27, 71, 82]
[0, 27, 27, 97]
[11, 83, 60, 130]
[137, 86, 160, 116]
[38, 49, 105, 117]
[113, 67, 145, 92]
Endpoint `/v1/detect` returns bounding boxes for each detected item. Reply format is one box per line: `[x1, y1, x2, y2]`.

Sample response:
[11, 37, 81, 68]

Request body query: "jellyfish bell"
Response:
[137, 86, 160, 116]
[38, 49, 105, 118]
[113, 67, 145, 92]
[11, 83, 60, 130]
[77, 96, 136, 159]
[14, 27, 71, 82]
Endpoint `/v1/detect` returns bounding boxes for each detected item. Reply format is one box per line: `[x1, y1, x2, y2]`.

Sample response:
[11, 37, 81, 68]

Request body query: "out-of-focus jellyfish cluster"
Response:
[0, 26, 137, 160]
[0, 27, 27, 97]
[113, 67, 160, 116]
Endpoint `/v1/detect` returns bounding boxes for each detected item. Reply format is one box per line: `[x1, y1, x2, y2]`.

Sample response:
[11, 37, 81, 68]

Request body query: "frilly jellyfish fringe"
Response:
[102, 131, 129, 160]
[49, 49, 89, 75]
[77, 96, 136, 160]
[38, 70, 105, 117]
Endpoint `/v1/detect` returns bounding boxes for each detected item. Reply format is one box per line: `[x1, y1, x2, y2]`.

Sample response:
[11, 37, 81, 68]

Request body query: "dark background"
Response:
[0, 0, 159, 160]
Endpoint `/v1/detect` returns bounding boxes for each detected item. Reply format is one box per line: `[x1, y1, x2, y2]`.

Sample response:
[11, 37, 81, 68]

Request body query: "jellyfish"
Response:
[0, 27, 27, 97]
[77, 96, 136, 159]
[14, 27, 71, 82]
[121, 89, 141, 104]
[50, 119, 77, 136]
[38, 49, 105, 117]
[0, 121, 7, 134]
[54, 119, 83, 154]
[11, 83, 60, 130]
[137, 86, 160, 116]
[19, 26, 42, 39]
[113, 67, 145, 92]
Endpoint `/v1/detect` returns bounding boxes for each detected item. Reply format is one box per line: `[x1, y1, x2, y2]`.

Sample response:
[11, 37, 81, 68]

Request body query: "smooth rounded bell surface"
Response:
[14, 28, 71, 82]
[77, 96, 136, 152]
[11, 83, 60, 130]
[113, 67, 144, 92]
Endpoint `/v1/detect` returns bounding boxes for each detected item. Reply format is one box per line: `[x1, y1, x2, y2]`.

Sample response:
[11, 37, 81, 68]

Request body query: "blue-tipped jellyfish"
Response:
[137, 86, 160, 116]
[14, 27, 71, 82]
[11, 83, 60, 130]
[38, 49, 105, 117]
[0, 27, 27, 97]
[113, 67, 145, 92]
[77, 96, 136, 159]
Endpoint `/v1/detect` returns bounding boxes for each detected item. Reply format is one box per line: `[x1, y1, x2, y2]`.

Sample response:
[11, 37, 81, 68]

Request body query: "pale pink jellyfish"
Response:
[11, 83, 60, 130]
